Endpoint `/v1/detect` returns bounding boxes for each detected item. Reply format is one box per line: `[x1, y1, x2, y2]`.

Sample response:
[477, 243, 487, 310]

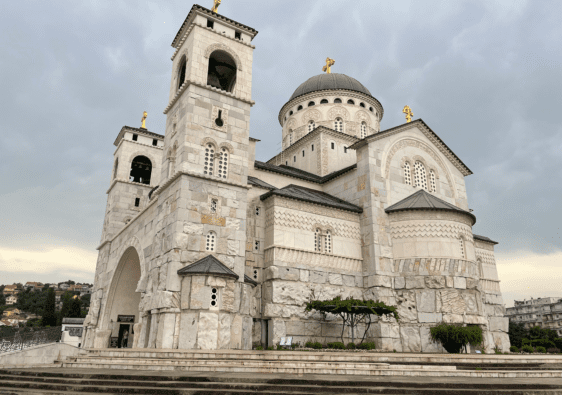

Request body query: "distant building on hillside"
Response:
[24, 282, 44, 291]
[506, 297, 562, 336]
[5, 295, 18, 305]
[2, 285, 20, 296]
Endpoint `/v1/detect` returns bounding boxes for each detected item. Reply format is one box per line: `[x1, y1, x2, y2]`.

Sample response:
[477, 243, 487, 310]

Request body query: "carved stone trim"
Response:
[264, 246, 362, 273]
[391, 257, 479, 278]
[201, 137, 218, 147]
[301, 109, 322, 124]
[388, 210, 473, 227]
[203, 43, 243, 71]
[354, 110, 371, 126]
[327, 106, 350, 121]
[267, 196, 360, 223]
[219, 142, 234, 152]
[389, 221, 473, 240]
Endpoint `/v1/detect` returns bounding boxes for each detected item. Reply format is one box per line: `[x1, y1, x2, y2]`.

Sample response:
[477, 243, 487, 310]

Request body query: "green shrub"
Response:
[536, 346, 547, 353]
[521, 345, 534, 353]
[356, 342, 376, 350]
[531, 339, 556, 349]
[347, 342, 356, 349]
[547, 347, 560, 354]
[327, 342, 345, 349]
[554, 338, 562, 350]
[494, 346, 503, 354]
[509, 346, 519, 353]
[305, 341, 323, 349]
[430, 324, 483, 354]
[276, 344, 283, 350]
[267, 346, 274, 350]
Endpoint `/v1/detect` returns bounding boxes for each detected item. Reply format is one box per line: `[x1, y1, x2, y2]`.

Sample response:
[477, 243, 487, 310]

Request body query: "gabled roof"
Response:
[177, 255, 239, 280]
[260, 184, 363, 214]
[254, 161, 357, 184]
[248, 176, 276, 190]
[473, 234, 499, 245]
[385, 189, 476, 225]
[244, 275, 258, 287]
[349, 119, 472, 176]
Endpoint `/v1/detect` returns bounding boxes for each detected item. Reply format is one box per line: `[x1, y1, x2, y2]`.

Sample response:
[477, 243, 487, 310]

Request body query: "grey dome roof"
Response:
[290, 73, 372, 101]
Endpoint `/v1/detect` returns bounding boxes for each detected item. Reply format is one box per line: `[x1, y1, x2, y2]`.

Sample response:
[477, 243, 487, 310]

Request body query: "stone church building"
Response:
[83, 4, 510, 353]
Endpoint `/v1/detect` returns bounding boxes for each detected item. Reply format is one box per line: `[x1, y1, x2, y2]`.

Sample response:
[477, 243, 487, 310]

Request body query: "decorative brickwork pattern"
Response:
[391, 257, 479, 277]
[264, 246, 362, 272]
[265, 209, 361, 239]
[389, 222, 473, 240]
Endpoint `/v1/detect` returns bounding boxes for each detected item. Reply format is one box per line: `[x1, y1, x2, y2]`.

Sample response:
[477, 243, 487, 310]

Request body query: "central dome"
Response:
[289, 73, 372, 101]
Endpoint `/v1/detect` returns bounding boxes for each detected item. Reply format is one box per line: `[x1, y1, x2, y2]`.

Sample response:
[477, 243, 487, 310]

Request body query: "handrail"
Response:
[0, 326, 62, 354]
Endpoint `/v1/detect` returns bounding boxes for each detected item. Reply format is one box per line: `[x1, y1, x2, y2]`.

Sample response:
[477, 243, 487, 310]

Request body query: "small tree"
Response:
[508, 322, 529, 348]
[41, 288, 57, 327]
[430, 323, 483, 353]
[305, 296, 399, 344]
[68, 298, 82, 318]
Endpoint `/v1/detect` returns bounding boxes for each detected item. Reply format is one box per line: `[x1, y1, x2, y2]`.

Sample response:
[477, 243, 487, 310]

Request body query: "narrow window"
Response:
[320, 99, 328, 104]
[253, 269, 259, 280]
[218, 148, 229, 179]
[204, 144, 215, 176]
[235, 31, 241, 40]
[369, 107, 374, 112]
[361, 122, 367, 139]
[334, 98, 342, 103]
[459, 237, 465, 259]
[347, 99, 355, 105]
[334, 118, 343, 132]
[254, 240, 260, 251]
[314, 229, 322, 252]
[324, 230, 332, 254]
[210, 199, 218, 213]
[404, 162, 412, 185]
[152, 139, 158, 146]
[430, 170, 436, 192]
[293, 155, 296, 162]
[210, 287, 218, 308]
[308, 101, 315, 107]
[297, 105, 303, 111]
[255, 206, 260, 216]
[206, 231, 216, 252]
[207, 19, 214, 28]
[177, 56, 187, 90]
[360, 102, 365, 108]
[132, 134, 138, 141]
[302, 150, 305, 157]
[331, 142, 335, 149]
[285, 161, 288, 165]
[311, 144, 314, 151]
[113, 158, 119, 179]
[289, 110, 293, 116]
[414, 161, 428, 190]
[308, 120, 315, 132]
[344, 146, 348, 153]
[134, 198, 140, 207]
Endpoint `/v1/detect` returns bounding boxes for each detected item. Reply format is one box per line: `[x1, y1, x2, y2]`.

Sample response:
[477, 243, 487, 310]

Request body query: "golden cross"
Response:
[402, 105, 413, 123]
[322, 57, 335, 74]
[141, 111, 148, 129]
[211, 0, 221, 13]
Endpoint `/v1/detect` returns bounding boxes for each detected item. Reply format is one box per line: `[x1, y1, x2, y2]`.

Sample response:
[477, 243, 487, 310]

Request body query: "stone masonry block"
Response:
[328, 273, 343, 285]
[416, 290, 436, 313]
[453, 277, 467, 289]
[418, 312, 443, 323]
[394, 277, 406, 289]
[406, 276, 425, 289]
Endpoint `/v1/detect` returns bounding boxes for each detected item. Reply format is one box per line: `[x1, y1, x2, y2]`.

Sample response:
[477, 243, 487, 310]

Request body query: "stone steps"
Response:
[1, 369, 562, 395]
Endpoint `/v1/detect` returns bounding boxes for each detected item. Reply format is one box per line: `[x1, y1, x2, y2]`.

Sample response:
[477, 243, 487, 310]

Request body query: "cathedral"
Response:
[82, 3, 510, 353]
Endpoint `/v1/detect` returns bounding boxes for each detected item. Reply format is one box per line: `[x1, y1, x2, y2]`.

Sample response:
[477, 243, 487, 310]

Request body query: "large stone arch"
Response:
[383, 137, 456, 197]
[203, 43, 243, 71]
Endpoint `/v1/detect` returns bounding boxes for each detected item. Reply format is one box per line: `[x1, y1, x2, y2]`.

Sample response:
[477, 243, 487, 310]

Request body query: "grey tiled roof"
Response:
[473, 234, 499, 245]
[260, 184, 363, 213]
[385, 189, 476, 225]
[244, 275, 258, 286]
[290, 73, 372, 101]
[62, 318, 85, 325]
[177, 255, 239, 279]
[248, 176, 276, 190]
[254, 161, 357, 184]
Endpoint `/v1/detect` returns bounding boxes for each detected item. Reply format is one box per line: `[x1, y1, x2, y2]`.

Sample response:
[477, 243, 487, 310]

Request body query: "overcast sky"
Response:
[0, 0, 560, 306]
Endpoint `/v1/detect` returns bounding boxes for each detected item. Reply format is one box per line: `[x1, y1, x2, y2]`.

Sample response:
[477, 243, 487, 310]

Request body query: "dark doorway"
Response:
[118, 324, 130, 348]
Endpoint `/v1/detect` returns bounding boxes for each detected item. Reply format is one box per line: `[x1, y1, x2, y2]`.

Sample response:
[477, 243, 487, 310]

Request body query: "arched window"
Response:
[324, 230, 332, 254]
[369, 107, 374, 112]
[129, 156, 152, 185]
[289, 110, 293, 116]
[459, 237, 465, 259]
[218, 147, 229, 179]
[320, 99, 329, 104]
[314, 229, 322, 252]
[308, 101, 315, 107]
[414, 161, 427, 190]
[308, 120, 315, 132]
[206, 231, 217, 252]
[207, 50, 237, 92]
[113, 158, 119, 179]
[204, 144, 215, 176]
[334, 98, 342, 103]
[297, 105, 303, 111]
[430, 170, 436, 192]
[403, 162, 412, 185]
[177, 55, 187, 90]
[347, 99, 355, 105]
[361, 122, 367, 139]
[360, 102, 365, 108]
[334, 118, 343, 132]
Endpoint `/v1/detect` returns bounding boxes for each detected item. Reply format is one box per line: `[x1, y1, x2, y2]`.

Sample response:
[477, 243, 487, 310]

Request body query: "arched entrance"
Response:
[105, 247, 141, 348]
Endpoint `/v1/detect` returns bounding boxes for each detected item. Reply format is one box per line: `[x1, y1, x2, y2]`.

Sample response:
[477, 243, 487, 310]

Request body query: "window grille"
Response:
[255, 207, 260, 216]
[210, 287, 218, 308]
[253, 269, 259, 280]
[206, 232, 216, 252]
[314, 229, 322, 252]
[414, 161, 427, 190]
[361, 122, 367, 139]
[308, 120, 315, 132]
[334, 118, 343, 132]
[204, 144, 215, 176]
[404, 162, 412, 185]
[325, 230, 332, 253]
[210, 199, 218, 213]
[430, 170, 436, 192]
[218, 148, 228, 179]
[459, 237, 465, 259]
[254, 240, 260, 251]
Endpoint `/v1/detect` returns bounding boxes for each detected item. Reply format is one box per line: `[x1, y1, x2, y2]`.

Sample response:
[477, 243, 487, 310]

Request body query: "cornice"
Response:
[106, 179, 154, 195]
[113, 137, 164, 155]
[113, 126, 164, 147]
[163, 78, 254, 115]
[350, 119, 472, 176]
[278, 90, 384, 126]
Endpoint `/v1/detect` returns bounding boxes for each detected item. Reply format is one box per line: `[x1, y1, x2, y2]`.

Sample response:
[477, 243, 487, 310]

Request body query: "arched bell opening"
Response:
[129, 155, 152, 185]
[104, 247, 142, 349]
[207, 50, 237, 93]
